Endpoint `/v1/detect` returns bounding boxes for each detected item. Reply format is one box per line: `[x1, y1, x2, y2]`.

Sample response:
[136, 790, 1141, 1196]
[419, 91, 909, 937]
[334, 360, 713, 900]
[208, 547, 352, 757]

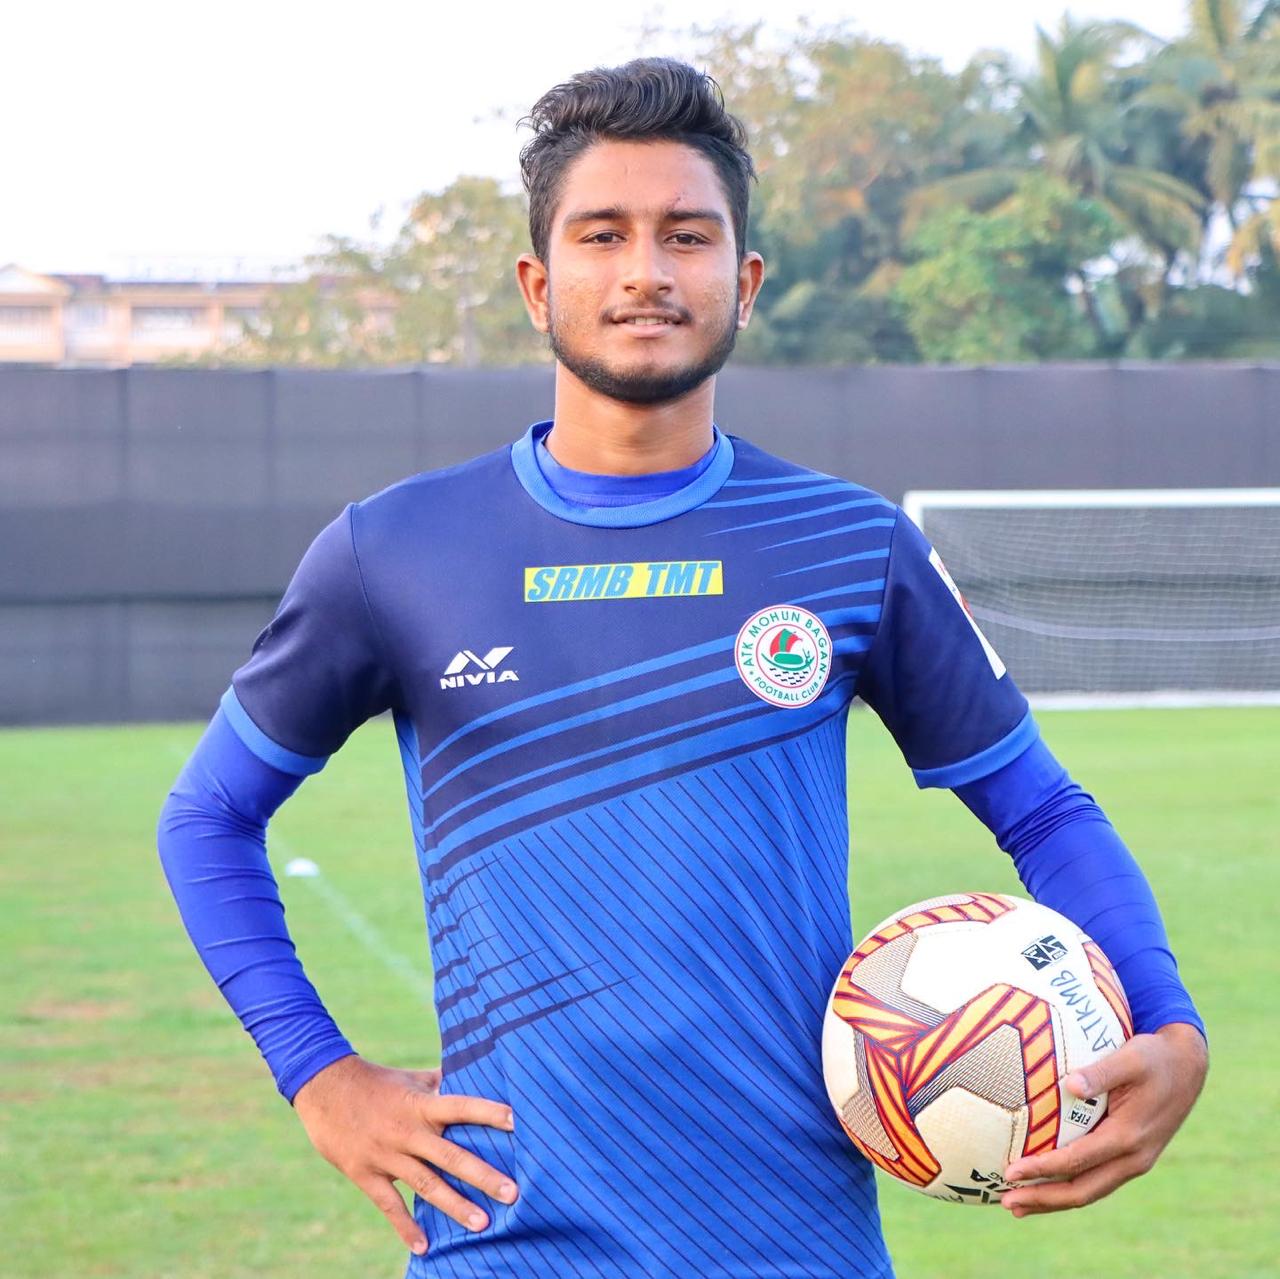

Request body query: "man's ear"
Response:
[736, 251, 765, 330]
[516, 253, 550, 334]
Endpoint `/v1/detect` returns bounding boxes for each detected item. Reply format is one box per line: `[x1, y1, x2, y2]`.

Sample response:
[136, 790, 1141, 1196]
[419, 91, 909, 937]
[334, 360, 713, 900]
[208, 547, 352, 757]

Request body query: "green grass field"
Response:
[2, 708, 1277, 1278]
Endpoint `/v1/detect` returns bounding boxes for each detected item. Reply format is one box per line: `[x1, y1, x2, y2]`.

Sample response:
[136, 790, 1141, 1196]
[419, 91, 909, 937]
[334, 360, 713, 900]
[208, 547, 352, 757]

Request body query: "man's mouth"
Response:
[612, 309, 686, 327]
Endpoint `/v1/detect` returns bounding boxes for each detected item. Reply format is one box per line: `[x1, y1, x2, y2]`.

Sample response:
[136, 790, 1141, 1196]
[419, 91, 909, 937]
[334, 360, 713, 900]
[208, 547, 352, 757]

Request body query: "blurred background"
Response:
[2, 3, 1277, 1277]
[6, 0, 1280, 368]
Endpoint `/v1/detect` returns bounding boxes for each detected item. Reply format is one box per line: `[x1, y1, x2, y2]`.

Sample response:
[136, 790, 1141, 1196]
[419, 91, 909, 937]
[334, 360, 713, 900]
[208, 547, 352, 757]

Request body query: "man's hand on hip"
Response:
[292, 1054, 517, 1256]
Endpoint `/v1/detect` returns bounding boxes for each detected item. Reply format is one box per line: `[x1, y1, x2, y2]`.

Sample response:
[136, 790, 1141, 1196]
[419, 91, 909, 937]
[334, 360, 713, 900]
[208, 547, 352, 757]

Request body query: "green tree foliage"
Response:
[903, 16, 1209, 348]
[710, 22, 1009, 363]
[1139, 3, 1280, 228]
[698, 10, 1275, 364]
[215, 178, 548, 368]
[894, 176, 1120, 361]
[206, 6, 1279, 367]
[384, 178, 548, 367]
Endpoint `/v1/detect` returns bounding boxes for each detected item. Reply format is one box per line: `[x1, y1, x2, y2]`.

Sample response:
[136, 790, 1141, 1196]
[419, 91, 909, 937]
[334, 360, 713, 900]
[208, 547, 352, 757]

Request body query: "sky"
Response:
[5, 0, 1191, 278]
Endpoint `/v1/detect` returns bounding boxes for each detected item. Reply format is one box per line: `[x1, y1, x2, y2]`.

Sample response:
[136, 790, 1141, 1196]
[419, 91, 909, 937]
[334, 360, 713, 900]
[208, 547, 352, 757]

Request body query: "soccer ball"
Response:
[822, 892, 1133, 1205]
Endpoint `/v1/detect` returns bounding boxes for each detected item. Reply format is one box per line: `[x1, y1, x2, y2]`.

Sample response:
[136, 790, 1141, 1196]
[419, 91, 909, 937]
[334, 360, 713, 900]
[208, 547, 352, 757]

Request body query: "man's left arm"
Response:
[954, 737, 1208, 1216]
[852, 507, 1207, 1213]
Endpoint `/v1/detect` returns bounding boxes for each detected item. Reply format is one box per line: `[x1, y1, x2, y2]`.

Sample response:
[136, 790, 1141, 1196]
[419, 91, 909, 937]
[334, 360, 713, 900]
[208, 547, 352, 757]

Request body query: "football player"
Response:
[158, 58, 1206, 1278]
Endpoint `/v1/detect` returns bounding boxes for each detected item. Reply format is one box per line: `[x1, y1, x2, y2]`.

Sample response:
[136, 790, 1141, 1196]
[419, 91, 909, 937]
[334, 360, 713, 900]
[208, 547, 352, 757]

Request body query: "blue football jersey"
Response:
[224, 419, 1032, 1279]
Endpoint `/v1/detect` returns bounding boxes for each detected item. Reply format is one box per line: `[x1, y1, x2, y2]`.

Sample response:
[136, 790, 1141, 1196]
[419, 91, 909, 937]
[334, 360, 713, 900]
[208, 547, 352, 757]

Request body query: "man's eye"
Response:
[584, 231, 705, 245]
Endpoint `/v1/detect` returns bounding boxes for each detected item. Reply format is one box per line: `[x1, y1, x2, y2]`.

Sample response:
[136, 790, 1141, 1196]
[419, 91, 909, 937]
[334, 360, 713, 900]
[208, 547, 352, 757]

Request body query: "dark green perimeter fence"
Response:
[2, 363, 1277, 724]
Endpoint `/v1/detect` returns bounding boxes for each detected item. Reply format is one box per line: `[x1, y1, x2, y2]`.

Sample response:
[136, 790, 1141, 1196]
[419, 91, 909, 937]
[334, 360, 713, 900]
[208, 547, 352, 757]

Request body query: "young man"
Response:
[158, 58, 1206, 1278]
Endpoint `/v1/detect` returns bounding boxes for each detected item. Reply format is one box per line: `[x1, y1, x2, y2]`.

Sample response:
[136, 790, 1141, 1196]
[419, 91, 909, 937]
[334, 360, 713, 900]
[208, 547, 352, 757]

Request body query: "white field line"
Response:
[1027, 691, 1280, 710]
[165, 742, 432, 1004]
[271, 833, 434, 1004]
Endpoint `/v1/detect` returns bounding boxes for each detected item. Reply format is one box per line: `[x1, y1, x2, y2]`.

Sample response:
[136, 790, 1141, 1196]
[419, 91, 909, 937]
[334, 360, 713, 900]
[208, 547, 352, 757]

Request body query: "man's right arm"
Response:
[159, 495, 519, 1254]
[157, 703, 519, 1255]
[156, 502, 396, 1097]
[156, 704, 357, 1100]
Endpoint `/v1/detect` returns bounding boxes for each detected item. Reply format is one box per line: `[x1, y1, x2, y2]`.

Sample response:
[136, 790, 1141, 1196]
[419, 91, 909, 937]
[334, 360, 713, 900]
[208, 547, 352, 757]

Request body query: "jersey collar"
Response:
[510, 419, 736, 527]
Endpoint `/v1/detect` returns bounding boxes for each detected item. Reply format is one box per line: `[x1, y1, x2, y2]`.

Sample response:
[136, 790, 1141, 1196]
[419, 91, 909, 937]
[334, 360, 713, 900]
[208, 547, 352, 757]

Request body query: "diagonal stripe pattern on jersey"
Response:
[225, 419, 1030, 1279]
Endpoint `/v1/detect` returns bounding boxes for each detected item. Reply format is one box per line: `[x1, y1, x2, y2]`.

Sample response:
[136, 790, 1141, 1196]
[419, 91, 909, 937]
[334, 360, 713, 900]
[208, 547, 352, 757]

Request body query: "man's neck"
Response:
[543, 364, 716, 475]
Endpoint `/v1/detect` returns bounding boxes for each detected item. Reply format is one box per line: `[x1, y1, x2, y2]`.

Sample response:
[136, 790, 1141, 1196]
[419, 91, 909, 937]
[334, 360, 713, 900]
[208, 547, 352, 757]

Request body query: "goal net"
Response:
[900, 489, 1280, 708]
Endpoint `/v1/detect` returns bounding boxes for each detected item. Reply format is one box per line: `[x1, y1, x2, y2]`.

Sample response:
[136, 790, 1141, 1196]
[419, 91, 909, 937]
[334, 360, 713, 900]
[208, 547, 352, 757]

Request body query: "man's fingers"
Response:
[412, 1131, 520, 1205]
[1006, 1120, 1133, 1184]
[419, 1091, 516, 1133]
[389, 1157, 493, 1233]
[1063, 1034, 1154, 1098]
[1002, 1151, 1149, 1215]
[360, 1174, 429, 1256]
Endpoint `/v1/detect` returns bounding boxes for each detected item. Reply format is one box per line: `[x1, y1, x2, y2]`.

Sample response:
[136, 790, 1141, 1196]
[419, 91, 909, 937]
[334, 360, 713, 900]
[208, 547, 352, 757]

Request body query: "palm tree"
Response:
[906, 18, 1208, 262]
[1139, 1, 1280, 274]
[1144, 3, 1279, 208]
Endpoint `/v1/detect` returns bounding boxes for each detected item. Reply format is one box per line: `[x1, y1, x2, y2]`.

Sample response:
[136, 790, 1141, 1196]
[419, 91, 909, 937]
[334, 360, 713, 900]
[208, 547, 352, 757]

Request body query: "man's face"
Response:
[519, 140, 763, 406]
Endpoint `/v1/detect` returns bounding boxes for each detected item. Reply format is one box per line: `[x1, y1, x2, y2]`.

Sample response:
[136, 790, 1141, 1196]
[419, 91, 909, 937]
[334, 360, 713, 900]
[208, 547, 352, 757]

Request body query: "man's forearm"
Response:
[156, 708, 356, 1101]
[955, 736, 1205, 1041]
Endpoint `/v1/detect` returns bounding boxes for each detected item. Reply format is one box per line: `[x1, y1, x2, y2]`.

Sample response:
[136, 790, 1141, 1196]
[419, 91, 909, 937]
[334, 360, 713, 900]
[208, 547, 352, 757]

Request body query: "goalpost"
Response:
[900, 488, 1280, 709]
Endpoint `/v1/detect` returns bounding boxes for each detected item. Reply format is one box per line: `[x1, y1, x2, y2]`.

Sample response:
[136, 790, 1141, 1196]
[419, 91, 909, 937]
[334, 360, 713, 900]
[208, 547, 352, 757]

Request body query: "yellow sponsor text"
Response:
[524, 560, 723, 603]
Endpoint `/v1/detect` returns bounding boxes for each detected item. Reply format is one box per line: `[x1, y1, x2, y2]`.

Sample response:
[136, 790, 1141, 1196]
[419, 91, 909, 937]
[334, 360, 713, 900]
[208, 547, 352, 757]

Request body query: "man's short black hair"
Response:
[518, 57, 757, 266]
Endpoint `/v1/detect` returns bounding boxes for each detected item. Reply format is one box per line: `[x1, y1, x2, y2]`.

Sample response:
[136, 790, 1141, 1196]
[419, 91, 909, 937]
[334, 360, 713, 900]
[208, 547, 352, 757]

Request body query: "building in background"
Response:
[0, 263, 283, 367]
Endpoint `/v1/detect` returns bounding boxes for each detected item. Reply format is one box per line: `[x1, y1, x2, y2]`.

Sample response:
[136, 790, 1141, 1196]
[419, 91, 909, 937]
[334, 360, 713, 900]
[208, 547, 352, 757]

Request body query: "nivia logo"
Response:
[440, 646, 520, 690]
[1021, 934, 1069, 971]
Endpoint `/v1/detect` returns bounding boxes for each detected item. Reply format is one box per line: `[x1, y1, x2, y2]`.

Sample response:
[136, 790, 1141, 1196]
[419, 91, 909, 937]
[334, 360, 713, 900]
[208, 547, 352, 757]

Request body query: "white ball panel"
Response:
[914, 1088, 1019, 1203]
[821, 1002, 861, 1113]
[1044, 962, 1127, 1074]
[858, 893, 1003, 947]
[1009, 1100, 1029, 1161]
[898, 922, 998, 1010]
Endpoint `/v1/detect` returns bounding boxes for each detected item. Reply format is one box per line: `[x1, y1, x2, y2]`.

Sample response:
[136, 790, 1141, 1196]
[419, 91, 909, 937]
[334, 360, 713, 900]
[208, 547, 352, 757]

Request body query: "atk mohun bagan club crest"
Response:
[735, 605, 832, 707]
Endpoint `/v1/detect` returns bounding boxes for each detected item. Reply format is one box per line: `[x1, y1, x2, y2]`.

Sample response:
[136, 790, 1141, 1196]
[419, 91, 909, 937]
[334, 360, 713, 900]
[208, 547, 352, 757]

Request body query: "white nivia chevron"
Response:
[439, 646, 520, 690]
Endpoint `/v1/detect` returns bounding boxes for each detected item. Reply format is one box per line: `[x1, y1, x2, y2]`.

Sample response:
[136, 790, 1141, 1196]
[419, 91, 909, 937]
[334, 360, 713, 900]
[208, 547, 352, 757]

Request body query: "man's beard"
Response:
[547, 300, 740, 406]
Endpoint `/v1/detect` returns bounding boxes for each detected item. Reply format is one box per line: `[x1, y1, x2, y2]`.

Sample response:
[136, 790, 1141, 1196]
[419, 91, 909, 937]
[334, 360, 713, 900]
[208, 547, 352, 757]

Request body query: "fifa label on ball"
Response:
[1066, 1095, 1102, 1128]
[821, 892, 1133, 1204]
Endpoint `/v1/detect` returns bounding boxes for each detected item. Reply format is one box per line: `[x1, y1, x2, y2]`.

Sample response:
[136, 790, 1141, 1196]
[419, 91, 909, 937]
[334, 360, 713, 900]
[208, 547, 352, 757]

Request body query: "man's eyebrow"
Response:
[561, 206, 728, 229]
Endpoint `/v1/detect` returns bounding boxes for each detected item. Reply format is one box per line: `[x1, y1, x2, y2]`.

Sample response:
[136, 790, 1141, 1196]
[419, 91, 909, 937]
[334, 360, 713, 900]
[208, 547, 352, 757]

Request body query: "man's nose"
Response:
[620, 236, 675, 295]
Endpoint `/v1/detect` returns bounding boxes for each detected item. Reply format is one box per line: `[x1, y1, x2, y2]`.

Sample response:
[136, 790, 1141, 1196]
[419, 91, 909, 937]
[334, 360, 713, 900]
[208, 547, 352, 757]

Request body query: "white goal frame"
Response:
[901, 487, 1280, 710]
